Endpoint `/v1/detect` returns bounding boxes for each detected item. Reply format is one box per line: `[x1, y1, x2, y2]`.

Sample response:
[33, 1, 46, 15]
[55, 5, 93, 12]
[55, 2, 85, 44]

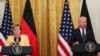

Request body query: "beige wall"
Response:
[86, 0, 100, 44]
[0, 0, 79, 56]
[0, 0, 5, 28]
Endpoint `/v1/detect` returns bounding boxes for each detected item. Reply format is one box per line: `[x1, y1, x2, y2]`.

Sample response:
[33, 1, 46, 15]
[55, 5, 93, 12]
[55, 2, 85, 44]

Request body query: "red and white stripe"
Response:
[57, 33, 73, 56]
[0, 32, 6, 52]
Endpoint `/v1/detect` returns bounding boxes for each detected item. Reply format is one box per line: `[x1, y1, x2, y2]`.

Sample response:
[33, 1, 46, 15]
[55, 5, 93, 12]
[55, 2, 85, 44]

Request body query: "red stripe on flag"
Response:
[57, 50, 61, 56]
[0, 39, 4, 56]
[21, 18, 39, 56]
[58, 39, 70, 56]
[0, 39, 4, 46]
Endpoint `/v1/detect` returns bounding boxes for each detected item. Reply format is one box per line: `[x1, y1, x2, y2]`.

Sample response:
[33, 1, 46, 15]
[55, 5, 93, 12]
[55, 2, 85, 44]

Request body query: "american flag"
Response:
[57, 0, 73, 56]
[0, 0, 13, 54]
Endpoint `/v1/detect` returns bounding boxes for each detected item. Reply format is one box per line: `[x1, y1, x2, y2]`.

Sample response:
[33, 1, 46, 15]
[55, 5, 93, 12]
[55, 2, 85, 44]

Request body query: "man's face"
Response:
[79, 17, 87, 29]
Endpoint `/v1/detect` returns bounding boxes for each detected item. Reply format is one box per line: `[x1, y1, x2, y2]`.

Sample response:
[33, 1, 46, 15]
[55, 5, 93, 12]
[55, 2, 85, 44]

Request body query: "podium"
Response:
[72, 44, 100, 53]
[1, 46, 33, 56]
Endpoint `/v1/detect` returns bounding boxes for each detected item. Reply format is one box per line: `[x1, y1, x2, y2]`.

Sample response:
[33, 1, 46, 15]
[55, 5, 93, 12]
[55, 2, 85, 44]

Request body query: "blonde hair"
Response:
[13, 24, 22, 30]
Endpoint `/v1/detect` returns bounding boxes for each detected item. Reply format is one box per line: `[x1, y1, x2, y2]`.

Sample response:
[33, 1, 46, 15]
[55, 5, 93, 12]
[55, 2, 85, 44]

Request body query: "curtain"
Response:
[5, 0, 80, 56]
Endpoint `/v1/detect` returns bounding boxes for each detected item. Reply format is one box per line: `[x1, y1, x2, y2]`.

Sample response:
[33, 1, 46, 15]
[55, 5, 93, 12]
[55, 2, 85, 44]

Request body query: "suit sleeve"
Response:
[25, 35, 30, 46]
[5, 36, 12, 46]
[87, 30, 97, 44]
[69, 30, 76, 46]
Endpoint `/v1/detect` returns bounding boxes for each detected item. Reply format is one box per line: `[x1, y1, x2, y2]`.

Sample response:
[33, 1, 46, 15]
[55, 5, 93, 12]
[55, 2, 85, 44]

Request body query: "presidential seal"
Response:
[85, 42, 96, 52]
[12, 44, 22, 55]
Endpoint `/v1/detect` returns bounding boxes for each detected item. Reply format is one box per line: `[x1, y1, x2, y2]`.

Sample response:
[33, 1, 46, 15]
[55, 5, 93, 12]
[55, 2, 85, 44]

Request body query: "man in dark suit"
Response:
[70, 16, 97, 56]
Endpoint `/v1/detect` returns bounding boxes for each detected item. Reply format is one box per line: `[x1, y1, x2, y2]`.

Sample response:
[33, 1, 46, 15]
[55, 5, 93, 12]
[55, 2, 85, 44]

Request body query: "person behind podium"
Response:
[70, 16, 97, 56]
[5, 24, 30, 56]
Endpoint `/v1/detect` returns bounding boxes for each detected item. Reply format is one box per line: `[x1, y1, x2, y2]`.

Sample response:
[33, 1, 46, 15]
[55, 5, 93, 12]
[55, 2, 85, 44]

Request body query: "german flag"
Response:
[21, 0, 39, 56]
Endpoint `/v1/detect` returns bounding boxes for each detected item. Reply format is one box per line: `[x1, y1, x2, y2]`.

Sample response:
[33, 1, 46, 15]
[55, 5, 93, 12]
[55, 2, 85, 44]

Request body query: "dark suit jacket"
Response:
[70, 28, 97, 56]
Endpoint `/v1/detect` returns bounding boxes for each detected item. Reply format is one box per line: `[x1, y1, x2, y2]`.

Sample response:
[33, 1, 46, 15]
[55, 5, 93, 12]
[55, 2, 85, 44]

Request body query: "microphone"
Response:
[14, 37, 21, 45]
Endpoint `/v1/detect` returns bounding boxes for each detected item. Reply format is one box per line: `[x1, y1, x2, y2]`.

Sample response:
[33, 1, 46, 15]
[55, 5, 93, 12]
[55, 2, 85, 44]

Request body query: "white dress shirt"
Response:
[80, 28, 86, 36]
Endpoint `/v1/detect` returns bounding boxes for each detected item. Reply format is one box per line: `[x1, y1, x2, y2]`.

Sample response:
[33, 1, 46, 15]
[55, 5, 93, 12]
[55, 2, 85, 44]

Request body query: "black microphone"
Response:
[14, 37, 21, 45]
